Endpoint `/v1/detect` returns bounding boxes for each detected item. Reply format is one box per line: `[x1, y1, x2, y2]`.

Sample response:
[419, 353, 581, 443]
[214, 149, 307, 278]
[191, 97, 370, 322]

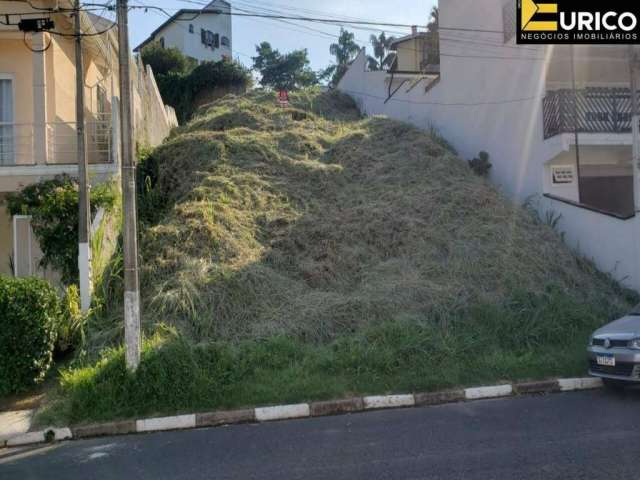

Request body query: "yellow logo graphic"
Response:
[521, 0, 558, 31]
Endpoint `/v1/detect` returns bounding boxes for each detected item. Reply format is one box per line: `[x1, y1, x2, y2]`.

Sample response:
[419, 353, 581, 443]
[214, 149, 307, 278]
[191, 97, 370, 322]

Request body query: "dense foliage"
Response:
[322, 29, 360, 86]
[5, 175, 117, 285]
[0, 277, 62, 396]
[140, 43, 196, 76]
[252, 42, 318, 90]
[140, 43, 252, 123]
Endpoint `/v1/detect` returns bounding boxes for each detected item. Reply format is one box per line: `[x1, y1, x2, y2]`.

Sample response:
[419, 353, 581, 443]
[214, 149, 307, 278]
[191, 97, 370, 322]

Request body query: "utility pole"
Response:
[117, 0, 141, 370]
[75, 0, 92, 312]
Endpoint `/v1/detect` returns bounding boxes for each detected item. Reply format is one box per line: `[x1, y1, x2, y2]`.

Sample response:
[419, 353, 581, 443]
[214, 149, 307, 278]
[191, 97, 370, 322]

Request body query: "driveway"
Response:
[1, 389, 639, 479]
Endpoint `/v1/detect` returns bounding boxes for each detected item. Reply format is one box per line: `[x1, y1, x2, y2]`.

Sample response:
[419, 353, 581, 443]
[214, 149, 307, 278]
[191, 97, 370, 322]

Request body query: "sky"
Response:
[124, 0, 437, 71]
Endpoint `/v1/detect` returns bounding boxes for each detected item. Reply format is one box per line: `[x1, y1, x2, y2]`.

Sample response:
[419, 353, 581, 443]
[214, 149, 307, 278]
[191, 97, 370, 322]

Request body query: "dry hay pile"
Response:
[136, 89, 629, 341]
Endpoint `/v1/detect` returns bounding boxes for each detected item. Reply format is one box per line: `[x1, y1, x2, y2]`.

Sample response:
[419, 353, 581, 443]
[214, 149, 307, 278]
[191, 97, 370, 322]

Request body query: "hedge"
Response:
[0, 277, 62, 396]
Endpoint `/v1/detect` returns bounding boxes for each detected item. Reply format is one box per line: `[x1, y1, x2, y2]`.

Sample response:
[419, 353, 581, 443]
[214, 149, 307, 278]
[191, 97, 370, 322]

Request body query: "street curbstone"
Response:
[50, 427, 72, 441]
[255, 404, 310, 422]
[414, 389, 465, 407]
[363, 395, 415, 410]
[136, 414, 196, 433]
[310, 398, 364, 417]
[465, 384, 513, 400]
[558, 377, 603, 392]
[7, 431, 45, 447]
[196, 409, 255, 428]
[514, 380, 561, 395]
[0, 376, 608, 448]
[72, 420, 137, 439]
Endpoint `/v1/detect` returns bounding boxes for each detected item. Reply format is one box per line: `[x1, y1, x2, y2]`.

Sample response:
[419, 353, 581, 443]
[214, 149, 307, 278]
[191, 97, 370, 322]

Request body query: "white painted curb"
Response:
[136, 414, 196, 433]
[465, 384, 513, 400]
[363, 395, 415, 410]
[255, 404, 310, 422]
[6, 431, 45, 447]
[0, 377, 608, 449]
[558, 377, 603, 392]
[6, 427, 72, 447]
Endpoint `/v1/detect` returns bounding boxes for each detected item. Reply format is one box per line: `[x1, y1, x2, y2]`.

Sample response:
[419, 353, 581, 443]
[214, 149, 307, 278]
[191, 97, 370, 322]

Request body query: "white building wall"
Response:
[338, 0, 640, 291]
[155, 1, 232, 64]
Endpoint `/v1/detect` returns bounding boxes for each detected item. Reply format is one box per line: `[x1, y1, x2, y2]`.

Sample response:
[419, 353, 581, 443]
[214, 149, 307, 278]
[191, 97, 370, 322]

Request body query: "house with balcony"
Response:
[133, 0, 232, 64]
[0, 1, 177, 279]
[338, 0, 640, 291]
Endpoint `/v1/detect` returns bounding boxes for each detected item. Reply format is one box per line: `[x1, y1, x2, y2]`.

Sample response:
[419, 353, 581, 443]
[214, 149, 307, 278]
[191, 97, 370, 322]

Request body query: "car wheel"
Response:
[603, 378, 628, 390]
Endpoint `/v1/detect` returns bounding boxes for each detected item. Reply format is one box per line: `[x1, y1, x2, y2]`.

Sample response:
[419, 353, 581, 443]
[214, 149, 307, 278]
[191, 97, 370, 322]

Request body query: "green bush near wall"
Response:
[0, 276, 62, 396]
[5, 175, 117, 285]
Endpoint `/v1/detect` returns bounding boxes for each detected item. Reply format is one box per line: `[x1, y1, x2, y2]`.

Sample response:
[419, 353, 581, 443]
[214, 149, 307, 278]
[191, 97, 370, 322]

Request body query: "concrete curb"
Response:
[0, 377, 604, 449]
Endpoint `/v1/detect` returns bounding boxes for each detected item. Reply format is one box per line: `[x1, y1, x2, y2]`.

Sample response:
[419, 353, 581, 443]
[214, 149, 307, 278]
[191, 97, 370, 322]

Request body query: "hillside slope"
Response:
[127, 89, 630, 342]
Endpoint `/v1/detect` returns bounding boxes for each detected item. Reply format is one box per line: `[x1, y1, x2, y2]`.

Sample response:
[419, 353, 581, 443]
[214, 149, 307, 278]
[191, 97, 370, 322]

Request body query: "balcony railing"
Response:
[0, 123, 34, 166]
[543, 88, 638, 139]
[0, 115, 112, 167]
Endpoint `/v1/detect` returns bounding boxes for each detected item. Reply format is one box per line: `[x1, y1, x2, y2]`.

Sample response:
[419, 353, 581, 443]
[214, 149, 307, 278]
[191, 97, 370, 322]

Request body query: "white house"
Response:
[134, 0, 232, 64]
[338, 0, 640, 292]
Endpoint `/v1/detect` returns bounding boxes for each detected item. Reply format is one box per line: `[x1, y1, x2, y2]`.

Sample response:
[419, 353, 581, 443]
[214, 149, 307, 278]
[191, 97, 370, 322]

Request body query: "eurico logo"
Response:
[517, 0, 640, 44]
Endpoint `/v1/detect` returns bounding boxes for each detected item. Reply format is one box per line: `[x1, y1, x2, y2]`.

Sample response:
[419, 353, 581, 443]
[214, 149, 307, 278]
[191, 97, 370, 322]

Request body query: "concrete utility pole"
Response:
[75, 0, 92, 312]
[117, 0, 141, 370]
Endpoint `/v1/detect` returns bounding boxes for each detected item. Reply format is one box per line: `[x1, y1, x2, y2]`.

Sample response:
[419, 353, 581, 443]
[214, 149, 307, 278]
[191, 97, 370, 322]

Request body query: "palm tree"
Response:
[327, 29, 360, 85]
[330, 28, 360, 66]
[427, 6, 439, 33]
[426, 6, 440, 65]
[368, 32, 396, 70]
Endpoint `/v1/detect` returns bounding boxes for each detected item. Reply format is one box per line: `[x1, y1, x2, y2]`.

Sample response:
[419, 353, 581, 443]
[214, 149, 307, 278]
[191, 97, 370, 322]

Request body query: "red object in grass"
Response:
[278, 90, 289, 107]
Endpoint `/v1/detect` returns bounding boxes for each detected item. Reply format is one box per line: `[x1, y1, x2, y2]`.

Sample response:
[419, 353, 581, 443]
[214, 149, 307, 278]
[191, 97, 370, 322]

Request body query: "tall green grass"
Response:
[37, 288, 625, 426]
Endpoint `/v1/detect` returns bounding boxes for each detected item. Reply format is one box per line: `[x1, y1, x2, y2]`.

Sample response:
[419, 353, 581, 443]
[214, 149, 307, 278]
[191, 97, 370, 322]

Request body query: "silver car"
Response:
[588, 305, 640, 387]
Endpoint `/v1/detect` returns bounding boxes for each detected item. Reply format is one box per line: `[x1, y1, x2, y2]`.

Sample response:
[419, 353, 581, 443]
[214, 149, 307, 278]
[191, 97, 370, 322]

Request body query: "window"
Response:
[0, 77, 14, 166]
[189, 24, 194, 33]
[159, 37, 165, 48]
[201, 30, 219, 48]
[221, 36, 230, 47]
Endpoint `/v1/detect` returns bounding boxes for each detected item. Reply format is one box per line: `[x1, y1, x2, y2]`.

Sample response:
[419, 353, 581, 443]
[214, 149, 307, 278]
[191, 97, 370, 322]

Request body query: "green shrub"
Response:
[0, 277, 62, 395]
[154, 60, 252, 122]
[468, 151, 492, 176]
[140, 42, 196, 77]
[5, 175, 117, 284]
[57, 285, 86, 354]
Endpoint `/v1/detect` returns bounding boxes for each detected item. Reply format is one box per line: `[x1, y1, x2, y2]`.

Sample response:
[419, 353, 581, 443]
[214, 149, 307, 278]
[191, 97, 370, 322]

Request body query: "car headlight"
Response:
[629, 338, 640, 349]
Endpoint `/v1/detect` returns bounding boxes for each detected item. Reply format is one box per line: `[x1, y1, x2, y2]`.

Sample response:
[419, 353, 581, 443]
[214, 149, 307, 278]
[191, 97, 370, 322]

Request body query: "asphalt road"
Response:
[2, 388, 640, 480]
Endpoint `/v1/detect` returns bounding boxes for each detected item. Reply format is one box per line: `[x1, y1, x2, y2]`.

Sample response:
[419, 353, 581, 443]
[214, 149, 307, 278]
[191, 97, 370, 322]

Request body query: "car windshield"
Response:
[631, 303, 640, 315]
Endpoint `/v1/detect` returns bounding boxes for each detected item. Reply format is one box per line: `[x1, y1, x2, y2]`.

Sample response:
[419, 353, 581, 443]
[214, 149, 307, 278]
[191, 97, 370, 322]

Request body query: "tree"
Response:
[325, 28, 360, 86]
[427, 5, 439, 34]
[426, 6, 440, 65]
[252, 42, 318, 90]
[368, 32, 395, 71]
[140, 42, 196, 76]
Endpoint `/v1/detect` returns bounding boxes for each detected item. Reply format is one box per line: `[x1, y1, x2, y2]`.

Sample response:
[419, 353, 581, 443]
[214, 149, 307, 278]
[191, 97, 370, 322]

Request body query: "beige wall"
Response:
[0, 39, 33, 126]
[395, 38, 422, 72]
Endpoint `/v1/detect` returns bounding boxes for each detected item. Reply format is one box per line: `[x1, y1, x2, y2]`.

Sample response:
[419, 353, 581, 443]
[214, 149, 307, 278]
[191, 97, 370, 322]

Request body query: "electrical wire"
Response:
[22, 29, 52, 51]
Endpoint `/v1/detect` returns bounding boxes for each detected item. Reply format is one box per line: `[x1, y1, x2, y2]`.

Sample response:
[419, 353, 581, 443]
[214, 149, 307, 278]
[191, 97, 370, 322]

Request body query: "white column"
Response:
[32, 32, 48, 165]
[78, 242, 92, 311]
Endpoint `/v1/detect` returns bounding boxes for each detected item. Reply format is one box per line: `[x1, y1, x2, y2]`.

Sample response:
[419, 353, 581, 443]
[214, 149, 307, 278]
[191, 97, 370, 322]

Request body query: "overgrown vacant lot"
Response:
[39, 89, 636, 425]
